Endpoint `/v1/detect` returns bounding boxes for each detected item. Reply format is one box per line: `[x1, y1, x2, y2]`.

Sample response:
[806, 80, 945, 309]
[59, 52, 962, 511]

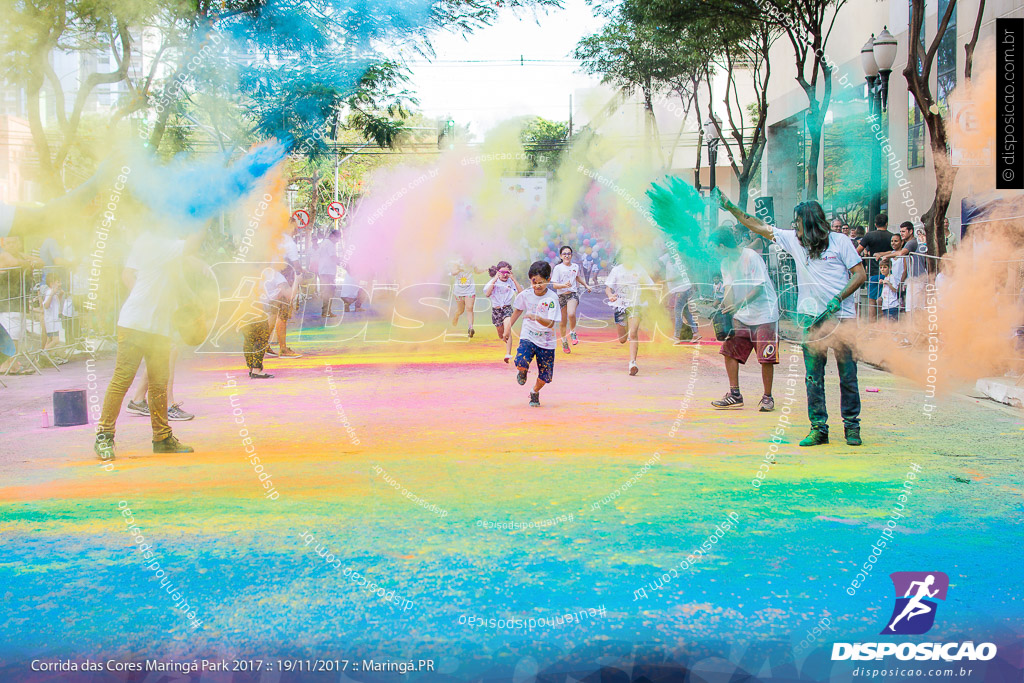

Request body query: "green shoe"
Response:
[845, 426, 862, 446]
[94, 434, 115, 462]
[153, 435, 194, 454]
[799, 429, 829, 447]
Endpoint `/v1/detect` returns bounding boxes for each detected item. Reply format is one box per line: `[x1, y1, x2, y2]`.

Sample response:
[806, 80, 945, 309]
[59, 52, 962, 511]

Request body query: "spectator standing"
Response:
[857, 214, 895, 322]
[317, 230, 342, 318]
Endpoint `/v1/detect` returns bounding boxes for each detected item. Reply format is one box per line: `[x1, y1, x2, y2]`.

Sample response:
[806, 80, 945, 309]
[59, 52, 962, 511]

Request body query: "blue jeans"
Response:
[674, 289, 698, 338]
[802, 319, 860, 433]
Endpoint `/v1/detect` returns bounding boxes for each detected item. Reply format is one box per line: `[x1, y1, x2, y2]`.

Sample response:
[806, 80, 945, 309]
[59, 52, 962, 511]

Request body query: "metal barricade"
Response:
[0, 266, 42, 379]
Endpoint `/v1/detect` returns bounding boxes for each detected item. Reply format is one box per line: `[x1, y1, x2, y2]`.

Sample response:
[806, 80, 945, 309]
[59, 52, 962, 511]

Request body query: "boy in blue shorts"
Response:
[505, 261, 561, 407]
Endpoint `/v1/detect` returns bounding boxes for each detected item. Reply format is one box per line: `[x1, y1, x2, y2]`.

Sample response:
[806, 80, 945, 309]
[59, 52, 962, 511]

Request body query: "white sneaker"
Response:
[629, 362, 638, 376]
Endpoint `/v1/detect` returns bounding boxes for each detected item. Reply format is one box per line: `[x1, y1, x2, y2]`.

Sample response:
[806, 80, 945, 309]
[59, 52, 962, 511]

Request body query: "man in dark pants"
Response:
[719, 194, 867, 446]
[857, 213, 894, 322]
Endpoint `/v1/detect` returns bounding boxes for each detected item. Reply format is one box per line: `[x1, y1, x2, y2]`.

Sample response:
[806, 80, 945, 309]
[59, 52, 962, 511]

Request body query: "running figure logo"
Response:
[881, 571, 949, 635]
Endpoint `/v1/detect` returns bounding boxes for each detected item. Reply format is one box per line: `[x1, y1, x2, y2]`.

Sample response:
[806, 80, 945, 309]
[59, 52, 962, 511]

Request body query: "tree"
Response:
[520, 117, 569, 174]
[1, 0, 560, 196]
[706, 21, 779, 210]
[635, 0, 848, 200]
[574, 7, 705, 166]
[0, 0, 157, 194]
[904, 0, 987, 258]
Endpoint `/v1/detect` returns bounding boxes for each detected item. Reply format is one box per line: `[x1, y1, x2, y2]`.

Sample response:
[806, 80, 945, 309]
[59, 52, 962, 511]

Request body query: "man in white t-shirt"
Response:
[505, 261, 561, 407]
[267, 215, 305, 358]
[317, 230, 342, 317]
[709, 229, 780, 412]
[94, 226, 207, 462]
[721, 194, 867, 447]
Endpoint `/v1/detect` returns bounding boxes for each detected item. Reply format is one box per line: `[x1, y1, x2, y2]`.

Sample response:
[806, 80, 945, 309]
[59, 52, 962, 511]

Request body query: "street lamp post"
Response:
[861, 27, 898, 223]
[704, 117, 720, 230]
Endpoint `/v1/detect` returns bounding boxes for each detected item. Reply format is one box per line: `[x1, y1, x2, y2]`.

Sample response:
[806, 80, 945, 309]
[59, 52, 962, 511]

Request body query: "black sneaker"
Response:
[845, 426, 862, 446]
[799, 429, 830, 447]
[516, 369, 527, 385]
[126, 400, 149, 416]
[529, 392, 540, 407]
[94, 434, 115, 462]
[153, 435, 194, 453]
[712, 392, 744, 410]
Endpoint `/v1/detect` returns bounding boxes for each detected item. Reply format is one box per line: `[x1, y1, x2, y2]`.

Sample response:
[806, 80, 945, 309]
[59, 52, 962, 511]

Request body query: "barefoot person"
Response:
[720, 194, 867, 446]
[94, 225, 207, 461]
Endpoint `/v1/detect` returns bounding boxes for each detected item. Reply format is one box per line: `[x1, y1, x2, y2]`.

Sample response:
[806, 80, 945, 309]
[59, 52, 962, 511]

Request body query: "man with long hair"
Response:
[719, 195, 867, 446]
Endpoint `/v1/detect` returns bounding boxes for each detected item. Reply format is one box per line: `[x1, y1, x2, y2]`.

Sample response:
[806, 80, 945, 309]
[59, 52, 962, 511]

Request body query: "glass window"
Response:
[908, 92, 925, 169]
[936, 0, 957, 110]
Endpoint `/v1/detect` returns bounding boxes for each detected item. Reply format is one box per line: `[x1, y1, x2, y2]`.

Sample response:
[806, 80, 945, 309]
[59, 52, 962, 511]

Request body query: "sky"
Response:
[404, 0, 608, 137]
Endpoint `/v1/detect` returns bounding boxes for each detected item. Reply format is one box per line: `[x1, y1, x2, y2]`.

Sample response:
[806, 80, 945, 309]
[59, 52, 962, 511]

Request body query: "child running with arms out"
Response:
[484, 261, 522, 358]
[505, 261, 561, 407]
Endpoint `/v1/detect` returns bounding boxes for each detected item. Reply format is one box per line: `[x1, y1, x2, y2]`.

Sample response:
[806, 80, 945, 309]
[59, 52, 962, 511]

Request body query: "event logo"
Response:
[881, 571, 949, 635]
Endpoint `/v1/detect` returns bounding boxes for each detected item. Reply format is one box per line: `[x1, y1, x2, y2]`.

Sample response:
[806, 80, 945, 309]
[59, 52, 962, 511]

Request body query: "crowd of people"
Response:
[1, 187, 951, 460]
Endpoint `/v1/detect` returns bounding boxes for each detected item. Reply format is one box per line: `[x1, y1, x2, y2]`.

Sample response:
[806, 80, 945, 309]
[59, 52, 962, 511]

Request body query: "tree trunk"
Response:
[738, 178, 750, 211]
[805, 110, 823, 200]
[26, 67, 61, 196]
[920, 111, 956, 258]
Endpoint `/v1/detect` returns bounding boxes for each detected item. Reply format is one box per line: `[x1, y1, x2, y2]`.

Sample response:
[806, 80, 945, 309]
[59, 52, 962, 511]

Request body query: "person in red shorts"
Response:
[709, 228, 780, 412]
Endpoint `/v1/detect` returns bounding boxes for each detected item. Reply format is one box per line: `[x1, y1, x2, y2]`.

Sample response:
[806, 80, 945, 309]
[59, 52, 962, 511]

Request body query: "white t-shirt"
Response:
[452, 266, 475, 297]
[278, 233, 299, 262]
[117, 233, 186, 336]
[41, 285, 62, 330]
[880, 272, 901, 310]
[0, 202, 14, 238]
[489, 277, 518, 307]
[317, 239, 340, 279]
[605, 264, 655, 308]
[338, 272, 362, 298]
[720, 248, 779, 326]
[659, 253, 692, 293]
[551, 262, 581, 294]
[889, 255, 906, 286]
[260, 269, 288, 304]
[513, 287, 561, 350]
[773, 229, 863, 319]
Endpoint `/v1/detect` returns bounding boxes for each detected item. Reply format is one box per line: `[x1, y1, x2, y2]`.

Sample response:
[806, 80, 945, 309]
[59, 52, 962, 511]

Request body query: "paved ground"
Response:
[1, 291, 1021, 681]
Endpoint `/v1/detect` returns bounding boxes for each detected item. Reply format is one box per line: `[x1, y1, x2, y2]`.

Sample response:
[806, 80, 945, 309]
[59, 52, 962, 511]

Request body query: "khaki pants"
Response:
[97, 327, 171, 441]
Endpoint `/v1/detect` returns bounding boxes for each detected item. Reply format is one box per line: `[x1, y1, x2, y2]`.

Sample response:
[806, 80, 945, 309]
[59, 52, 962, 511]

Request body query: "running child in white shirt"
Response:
[549, 245, 592, 353]
[505, 261, 561, 407]
[483, 260, 522, 352]
[450, 258, 484, 338]
[605, 246, 655, 376]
